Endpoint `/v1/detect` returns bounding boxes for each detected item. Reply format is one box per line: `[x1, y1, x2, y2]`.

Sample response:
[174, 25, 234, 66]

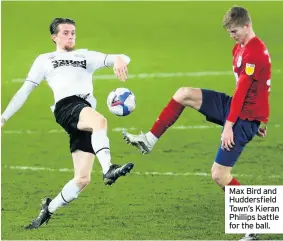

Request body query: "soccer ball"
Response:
[107, 88, 136, 116]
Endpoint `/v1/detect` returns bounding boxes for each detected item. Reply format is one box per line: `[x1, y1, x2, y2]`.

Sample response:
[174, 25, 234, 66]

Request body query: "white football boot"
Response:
[239, 233, 259, 241]
[122, 131, 153, 154]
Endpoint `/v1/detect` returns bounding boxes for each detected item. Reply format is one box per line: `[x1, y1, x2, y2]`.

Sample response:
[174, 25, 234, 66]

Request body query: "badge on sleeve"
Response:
[245, 63, 255, 75]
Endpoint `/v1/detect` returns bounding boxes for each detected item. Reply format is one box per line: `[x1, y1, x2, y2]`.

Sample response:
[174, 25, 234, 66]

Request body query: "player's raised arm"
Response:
[88, 51, 131, 81]
[1, 55, 46, 128]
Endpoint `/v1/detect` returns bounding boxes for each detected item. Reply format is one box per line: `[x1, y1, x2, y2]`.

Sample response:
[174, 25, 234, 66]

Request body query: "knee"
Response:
[90, 113, 107, 131]
[173, 87, 201, 108]
[78, 108, 108, 132]
[173, 87, 194, 103]
[211, 169, 231, 187]
[75, 175, 91, 189]
[211, 170, 222, 185]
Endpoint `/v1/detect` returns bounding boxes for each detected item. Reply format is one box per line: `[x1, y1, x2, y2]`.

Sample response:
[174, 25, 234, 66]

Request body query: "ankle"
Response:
[145, 132, 158, 146]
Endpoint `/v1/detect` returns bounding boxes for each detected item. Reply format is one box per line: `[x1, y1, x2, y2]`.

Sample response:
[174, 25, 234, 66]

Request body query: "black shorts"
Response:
[54, 95, 95, 154]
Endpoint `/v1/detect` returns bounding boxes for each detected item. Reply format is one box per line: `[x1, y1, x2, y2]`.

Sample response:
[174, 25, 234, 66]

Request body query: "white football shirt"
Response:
[27, 49, 117, 103]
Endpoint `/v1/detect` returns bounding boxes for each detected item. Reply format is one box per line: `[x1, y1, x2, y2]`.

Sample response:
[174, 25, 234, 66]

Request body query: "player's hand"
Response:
[257, 126, 267, 138]
[221, 122, 235, 151]
[113, 56, 128, 82]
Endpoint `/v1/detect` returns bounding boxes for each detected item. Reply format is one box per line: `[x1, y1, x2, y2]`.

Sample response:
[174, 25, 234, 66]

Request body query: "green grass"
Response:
[2, 1, 283, 240]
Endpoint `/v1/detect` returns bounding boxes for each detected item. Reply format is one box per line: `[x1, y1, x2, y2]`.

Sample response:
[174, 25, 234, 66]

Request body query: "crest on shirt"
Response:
[245, 63, 255, 75]
[74, 54, 86, 59]
[236, 56, 242, 67]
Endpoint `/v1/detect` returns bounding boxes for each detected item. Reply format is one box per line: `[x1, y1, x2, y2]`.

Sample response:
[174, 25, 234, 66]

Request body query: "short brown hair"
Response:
[49, 18, 76, 35]
[222, 6, 251, 28]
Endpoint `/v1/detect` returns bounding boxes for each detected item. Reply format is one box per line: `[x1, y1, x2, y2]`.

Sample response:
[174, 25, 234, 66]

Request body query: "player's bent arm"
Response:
[105, 54, 131, 67]
[1, 81, 37, 123]
[88, 50, 131, 71]
[226, 74, 253, 124]
[105, 54, 131, 81]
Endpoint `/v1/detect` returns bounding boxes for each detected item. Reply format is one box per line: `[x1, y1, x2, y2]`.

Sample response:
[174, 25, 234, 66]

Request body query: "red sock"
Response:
[222, 178, 240, 192]
[150, 98, 185, 138]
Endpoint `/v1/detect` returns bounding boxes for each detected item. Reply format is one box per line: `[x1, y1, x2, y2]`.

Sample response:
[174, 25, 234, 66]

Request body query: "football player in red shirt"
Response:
[123, 6, 270, 240]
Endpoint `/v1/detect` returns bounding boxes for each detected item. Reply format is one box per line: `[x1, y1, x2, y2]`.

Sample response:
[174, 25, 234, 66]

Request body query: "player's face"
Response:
[227, 25, 249, 45]
[52, 24, 76, 51]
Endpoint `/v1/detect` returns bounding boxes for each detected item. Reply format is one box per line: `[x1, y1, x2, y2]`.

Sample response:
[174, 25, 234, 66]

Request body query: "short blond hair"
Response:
[222, 6, 251, 28]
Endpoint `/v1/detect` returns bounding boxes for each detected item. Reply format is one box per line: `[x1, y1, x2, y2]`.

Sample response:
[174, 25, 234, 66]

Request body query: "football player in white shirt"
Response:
[1, 18, 134, 229]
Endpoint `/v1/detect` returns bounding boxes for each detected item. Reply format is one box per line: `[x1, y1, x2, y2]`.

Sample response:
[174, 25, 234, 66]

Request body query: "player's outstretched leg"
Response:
[77, 107, 134, 184]
[123, 87, 202, 154]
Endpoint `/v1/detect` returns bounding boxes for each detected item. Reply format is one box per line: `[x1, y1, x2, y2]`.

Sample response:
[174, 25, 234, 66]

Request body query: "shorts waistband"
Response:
[55, 94, 91, 112]
[76, 93, 90, 100]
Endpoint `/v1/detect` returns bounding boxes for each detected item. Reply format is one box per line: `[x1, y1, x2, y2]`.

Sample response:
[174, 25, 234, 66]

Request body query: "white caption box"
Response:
[225, 185, 283, 234]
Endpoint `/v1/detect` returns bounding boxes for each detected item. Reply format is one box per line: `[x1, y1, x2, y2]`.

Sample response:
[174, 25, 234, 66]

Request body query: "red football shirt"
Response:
[227, 36, 271, 124]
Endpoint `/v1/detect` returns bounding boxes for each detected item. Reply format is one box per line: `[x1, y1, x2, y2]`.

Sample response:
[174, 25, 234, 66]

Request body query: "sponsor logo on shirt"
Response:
[52, 60, 87, 69]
